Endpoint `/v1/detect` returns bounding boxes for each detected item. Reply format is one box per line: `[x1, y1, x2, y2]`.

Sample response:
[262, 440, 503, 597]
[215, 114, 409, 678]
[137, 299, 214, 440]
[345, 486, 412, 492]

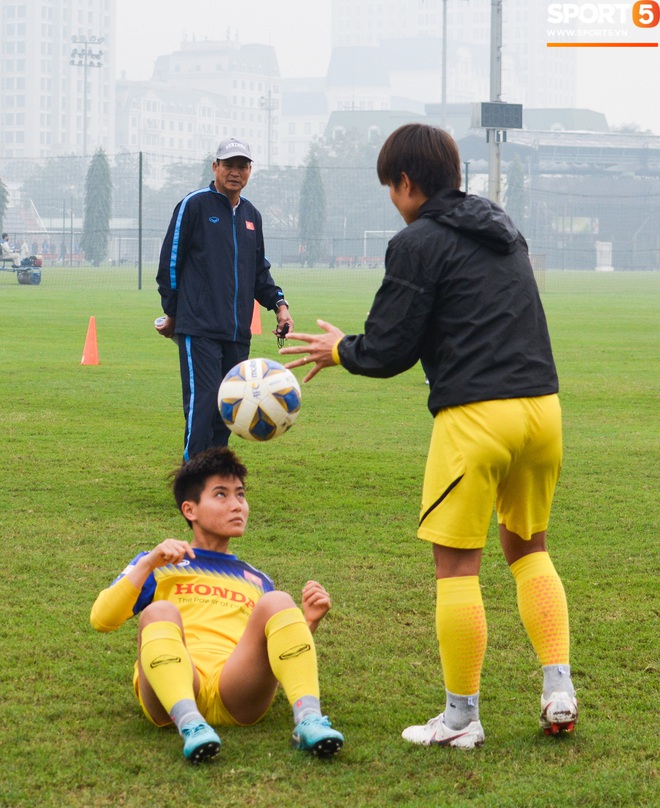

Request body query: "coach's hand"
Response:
[156, 314, 176, 339]
[280, 319, 345, 382]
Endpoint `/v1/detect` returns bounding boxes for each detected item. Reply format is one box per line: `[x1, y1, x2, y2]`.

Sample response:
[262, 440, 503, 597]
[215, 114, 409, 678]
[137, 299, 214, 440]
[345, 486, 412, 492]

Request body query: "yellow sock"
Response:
[140, 621, 195, 715]
[265, 607, 319, 705]
[436, 576, 487, 696]
[511, 552, 570, 666]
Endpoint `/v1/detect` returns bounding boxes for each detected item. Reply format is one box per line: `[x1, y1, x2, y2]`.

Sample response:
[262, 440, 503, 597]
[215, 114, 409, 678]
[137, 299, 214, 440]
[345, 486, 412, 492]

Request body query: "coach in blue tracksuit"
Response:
[156, 138, 294, 459]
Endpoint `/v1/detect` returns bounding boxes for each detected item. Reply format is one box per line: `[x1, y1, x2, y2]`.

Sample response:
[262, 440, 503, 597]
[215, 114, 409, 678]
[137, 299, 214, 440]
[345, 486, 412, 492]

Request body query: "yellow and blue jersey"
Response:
[94, 548, 275, 659]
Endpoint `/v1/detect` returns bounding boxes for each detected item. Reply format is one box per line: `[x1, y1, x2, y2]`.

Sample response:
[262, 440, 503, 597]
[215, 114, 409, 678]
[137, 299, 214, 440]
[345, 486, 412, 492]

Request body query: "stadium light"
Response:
[70, 35, 105, 159]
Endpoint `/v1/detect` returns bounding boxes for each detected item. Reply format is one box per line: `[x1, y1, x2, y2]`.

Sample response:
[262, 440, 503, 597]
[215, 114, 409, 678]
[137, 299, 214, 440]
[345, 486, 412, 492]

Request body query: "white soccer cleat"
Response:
[540, 691, 578, 735]
[402, 713, 485, 749]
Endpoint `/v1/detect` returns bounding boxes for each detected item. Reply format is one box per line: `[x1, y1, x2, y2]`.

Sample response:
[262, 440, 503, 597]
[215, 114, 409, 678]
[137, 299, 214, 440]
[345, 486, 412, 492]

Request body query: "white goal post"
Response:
[363, 230, 397, 261]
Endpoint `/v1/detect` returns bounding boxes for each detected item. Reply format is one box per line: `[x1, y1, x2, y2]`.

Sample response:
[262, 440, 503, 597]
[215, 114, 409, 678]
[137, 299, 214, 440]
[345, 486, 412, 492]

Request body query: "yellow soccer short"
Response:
[418, 395, 562, 549]
[133, 650, 269, 728]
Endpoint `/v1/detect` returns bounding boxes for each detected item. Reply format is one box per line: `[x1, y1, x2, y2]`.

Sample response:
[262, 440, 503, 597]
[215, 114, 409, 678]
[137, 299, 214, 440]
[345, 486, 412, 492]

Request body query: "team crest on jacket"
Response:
[209, 217, 219, 223]
[245, 221, 255, 230]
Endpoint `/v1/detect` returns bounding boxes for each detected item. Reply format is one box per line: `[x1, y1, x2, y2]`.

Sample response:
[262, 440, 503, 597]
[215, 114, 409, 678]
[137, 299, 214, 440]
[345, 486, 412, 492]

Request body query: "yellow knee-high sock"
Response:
[511, 552, 570, 666]
[140, 621, 196, 715]
[436, 576, 487, 696]
[265, 607, 319, 705]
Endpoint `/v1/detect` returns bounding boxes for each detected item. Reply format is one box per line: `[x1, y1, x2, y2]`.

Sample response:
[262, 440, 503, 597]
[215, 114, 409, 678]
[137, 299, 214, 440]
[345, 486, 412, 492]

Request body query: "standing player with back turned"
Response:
[281, 123, 577, 749]
[156, 138, 294, 460]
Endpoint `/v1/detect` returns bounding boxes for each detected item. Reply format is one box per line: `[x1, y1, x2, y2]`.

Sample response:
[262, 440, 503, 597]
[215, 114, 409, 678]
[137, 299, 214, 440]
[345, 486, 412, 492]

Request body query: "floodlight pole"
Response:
[488, 0, 503, 203]
[70, 35, 104, 159]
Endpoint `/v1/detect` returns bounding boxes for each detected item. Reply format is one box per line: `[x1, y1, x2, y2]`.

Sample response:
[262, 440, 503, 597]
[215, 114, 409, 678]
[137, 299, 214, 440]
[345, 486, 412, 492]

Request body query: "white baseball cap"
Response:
[215, 138, 253, 162]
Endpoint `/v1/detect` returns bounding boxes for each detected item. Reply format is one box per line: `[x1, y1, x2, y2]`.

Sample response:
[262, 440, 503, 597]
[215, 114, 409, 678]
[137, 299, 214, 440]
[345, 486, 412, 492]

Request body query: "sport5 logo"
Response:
[547, 2, 660, 26]
[633, 1, 660, 26]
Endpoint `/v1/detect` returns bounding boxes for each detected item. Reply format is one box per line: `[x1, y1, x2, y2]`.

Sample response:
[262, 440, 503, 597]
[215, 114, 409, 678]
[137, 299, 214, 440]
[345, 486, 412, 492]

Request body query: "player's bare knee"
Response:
[254, 589, 297, 618]
[138, 600, 181, 628]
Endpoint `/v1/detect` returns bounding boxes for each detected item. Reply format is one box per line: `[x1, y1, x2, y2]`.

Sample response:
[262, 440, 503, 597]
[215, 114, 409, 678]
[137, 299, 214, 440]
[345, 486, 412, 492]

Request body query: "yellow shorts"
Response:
[418, 395, 562, 549]
[133, 650, 268, 728]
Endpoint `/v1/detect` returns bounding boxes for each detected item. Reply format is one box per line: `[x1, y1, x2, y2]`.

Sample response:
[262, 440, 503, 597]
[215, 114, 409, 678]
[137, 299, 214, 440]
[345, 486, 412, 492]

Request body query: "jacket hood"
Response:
[419, 189, 519, 255]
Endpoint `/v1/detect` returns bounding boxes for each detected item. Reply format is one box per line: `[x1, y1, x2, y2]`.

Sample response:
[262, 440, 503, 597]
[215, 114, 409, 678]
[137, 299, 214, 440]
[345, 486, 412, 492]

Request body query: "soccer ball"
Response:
[218, 358, 301, 442]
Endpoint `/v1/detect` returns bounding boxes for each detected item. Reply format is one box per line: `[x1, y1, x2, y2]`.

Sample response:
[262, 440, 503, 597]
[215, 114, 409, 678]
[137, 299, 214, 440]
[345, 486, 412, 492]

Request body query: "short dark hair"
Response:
[172, 447, 248, 523]
[376, 124, 462, 197]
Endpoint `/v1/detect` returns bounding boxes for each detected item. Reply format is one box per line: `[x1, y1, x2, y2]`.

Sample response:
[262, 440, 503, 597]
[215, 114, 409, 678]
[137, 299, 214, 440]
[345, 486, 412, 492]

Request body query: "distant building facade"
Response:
[0, 0, 116, 159]
[114, 80, 231, 161]
[280, 78, 328, 167]
[0, 0, 598, 170]
[139, 38, 281, 167]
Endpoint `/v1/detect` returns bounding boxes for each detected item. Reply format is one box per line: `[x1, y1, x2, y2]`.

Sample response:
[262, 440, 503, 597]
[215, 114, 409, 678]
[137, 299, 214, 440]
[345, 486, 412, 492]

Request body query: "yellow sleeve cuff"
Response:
[90, 574, 140, 632]
[331, 338, 342, 366]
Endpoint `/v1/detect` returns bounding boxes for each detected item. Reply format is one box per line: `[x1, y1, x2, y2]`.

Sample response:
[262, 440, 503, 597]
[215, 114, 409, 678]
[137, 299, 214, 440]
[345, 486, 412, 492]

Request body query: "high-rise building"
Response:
[0, 0, 116, 160]
[141, 38, 280, 166]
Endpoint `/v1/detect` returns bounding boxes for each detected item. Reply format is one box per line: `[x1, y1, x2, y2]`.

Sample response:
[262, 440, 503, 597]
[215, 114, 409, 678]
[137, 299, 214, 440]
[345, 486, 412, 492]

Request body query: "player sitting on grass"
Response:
[281, 123, 577, 749]
[90, 447, 343, 763]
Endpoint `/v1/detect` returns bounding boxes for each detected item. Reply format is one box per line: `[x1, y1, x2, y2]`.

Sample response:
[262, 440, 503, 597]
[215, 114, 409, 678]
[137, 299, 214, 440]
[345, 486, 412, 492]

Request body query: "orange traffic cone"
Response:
[81, 316, 99, 365]
[250, 300, 262, 335]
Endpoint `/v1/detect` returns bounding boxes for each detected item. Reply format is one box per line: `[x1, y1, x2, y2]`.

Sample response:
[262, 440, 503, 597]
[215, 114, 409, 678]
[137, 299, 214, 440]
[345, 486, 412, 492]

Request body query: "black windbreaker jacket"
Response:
[157, 183, 285, 343]
[338, 189, 559, 415]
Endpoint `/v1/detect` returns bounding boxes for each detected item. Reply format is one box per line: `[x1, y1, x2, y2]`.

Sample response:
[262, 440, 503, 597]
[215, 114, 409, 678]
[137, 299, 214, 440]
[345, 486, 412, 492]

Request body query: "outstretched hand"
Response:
[301, 579, 331, 632]
[279, 319, 345, 382]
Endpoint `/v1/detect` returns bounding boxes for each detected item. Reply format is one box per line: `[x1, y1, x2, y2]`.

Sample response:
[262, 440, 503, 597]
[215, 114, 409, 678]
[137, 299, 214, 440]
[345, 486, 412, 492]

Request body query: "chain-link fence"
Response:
[1, 150, 659, 291]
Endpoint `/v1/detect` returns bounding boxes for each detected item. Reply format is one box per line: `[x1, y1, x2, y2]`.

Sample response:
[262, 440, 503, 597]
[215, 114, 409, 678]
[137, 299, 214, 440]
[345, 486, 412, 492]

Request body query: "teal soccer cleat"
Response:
[180, 721, 221, 763]
[292, 715, 344, 757]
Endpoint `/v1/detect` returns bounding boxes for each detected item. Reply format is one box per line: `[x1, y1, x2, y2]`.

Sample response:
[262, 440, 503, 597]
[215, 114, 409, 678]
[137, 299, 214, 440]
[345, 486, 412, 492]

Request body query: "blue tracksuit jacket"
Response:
[157, 183, 285, 343]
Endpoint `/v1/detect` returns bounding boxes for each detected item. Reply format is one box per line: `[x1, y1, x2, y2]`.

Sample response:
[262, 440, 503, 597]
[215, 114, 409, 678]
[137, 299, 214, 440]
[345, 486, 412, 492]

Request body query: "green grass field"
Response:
[1, 267, 658, 807]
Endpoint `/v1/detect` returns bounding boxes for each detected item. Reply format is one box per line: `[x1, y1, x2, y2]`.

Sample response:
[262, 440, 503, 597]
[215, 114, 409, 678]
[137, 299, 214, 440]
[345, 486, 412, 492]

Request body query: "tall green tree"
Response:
[298, 152, 326, 267]
[504, 154, 526, 230]
[0, 174, 8, 234]
[80, 149, 113, 266]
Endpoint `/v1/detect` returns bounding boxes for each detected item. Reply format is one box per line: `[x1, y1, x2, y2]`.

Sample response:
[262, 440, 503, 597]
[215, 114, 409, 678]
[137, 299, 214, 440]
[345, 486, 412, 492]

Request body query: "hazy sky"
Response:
[115, 0, 333, 80]
[115, 0, 660, 134]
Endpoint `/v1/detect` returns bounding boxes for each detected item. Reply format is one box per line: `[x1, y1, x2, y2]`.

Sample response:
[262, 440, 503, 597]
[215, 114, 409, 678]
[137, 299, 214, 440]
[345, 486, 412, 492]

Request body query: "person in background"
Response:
[1, 233, 21, 267]
[156, 138, 294, 460]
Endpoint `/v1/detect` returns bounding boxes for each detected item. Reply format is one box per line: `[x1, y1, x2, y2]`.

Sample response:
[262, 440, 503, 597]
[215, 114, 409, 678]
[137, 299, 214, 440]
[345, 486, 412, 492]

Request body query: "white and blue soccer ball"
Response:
[218, 358, 302, 442]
